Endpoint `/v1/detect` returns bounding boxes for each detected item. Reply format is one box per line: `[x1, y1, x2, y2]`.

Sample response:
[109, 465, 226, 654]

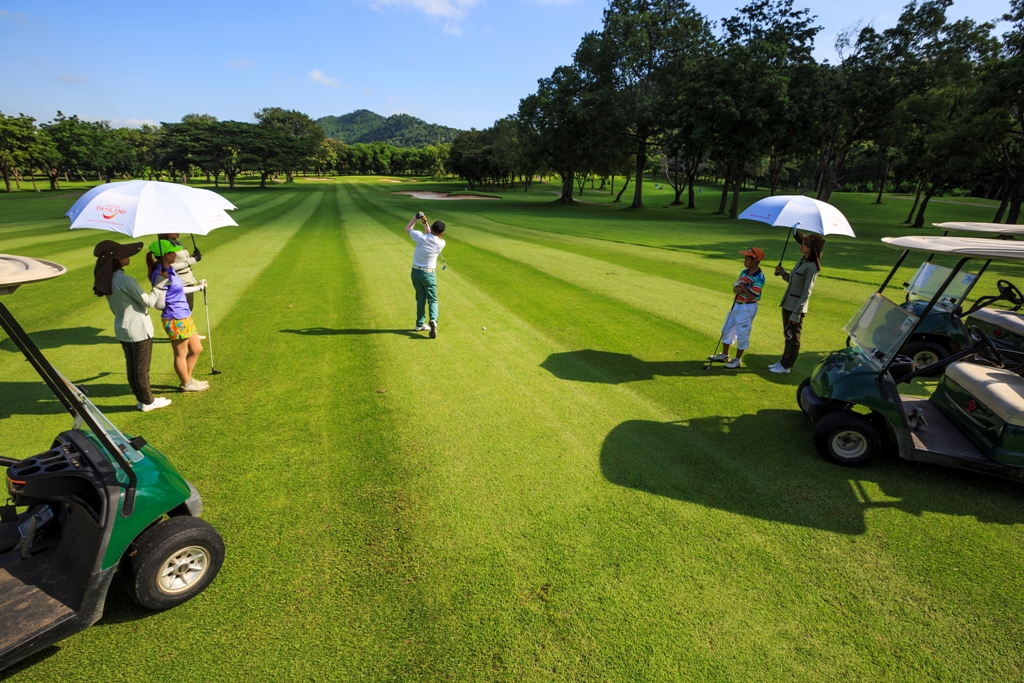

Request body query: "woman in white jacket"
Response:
[93, 240, 172, 412]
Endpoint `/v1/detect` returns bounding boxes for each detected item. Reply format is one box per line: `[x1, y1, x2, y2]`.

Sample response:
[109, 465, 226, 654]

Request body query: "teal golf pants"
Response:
[411, 268, 438, 325]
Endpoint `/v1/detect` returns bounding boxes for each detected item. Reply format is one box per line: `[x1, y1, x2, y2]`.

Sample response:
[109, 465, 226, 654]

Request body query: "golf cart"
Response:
[0, 255, 224, 671]
[892, 222, 1024, 372]
[798, 236, 1024, 480]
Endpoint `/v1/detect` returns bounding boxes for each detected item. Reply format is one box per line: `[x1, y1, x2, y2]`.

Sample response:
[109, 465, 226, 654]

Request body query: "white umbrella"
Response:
[739, 194, 855, 265]
[65, 180, 237, 237]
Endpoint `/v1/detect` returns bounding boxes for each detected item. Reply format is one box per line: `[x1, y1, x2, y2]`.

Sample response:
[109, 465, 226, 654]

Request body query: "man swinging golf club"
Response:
[406, 211, 446, 338]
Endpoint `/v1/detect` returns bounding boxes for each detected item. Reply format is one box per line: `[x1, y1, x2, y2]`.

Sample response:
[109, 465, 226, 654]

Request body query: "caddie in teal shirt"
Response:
[406, 212, 446, 339]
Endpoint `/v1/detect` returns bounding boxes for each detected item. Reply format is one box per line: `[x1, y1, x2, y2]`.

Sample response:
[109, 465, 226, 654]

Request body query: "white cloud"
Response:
[308, 69, 340, 87]
[110, 118, 158, 128]
[369, 0, 480, 19]
[58, 74, 88, 84]
[228, 58, 258, 70]
[0, 9, 28, 22]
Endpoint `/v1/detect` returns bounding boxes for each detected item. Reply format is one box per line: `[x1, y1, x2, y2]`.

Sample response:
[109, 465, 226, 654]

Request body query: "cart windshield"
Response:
[905, 262, 977, 311]
[54, 370, 145, 464]
[845, 293, 920, 369]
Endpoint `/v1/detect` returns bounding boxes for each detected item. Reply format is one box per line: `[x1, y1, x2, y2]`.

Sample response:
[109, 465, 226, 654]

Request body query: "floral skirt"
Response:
[162, 316, 197, 341]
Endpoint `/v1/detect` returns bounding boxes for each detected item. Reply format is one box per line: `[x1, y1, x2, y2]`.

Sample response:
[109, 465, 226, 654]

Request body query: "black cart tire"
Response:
[813, 411, 881, 467]
[903, 339, 947, 377]
[125, 516, 224, 611]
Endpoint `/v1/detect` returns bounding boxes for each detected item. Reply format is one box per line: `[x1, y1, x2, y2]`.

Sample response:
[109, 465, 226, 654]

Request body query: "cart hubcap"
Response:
[913, 350, 940, 367]
[831, 430, 868, 459]
[158, 546, 209, 594]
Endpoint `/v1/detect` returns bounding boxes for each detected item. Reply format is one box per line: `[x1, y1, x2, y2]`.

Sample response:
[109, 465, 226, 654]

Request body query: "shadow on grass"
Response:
[0, 381, 135, 419]
[0, 327, 111, 353]
[280, 328, 426, 340]
[0, 645, 59, 680]
[541, 350, 825, 385]
[601, 412, 1024, 535]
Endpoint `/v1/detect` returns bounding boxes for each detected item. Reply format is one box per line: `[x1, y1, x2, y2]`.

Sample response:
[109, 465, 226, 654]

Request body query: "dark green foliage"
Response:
[316, 109, 462, 147]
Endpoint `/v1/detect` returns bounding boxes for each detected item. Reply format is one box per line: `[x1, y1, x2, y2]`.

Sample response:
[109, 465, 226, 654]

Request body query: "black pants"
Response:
[781, 308, 803, 369]
[121, 339, 154, 405]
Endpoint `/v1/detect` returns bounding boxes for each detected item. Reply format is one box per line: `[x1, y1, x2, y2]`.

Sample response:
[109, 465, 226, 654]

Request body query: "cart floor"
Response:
[902, 396, 988, 462]
[0, 559, 77, 654]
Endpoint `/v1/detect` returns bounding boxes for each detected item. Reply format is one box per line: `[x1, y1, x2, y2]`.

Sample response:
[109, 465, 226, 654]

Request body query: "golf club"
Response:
[439, 253, 447, 271]
[203, 287, 221, 375]
[702, 299, 739, 371]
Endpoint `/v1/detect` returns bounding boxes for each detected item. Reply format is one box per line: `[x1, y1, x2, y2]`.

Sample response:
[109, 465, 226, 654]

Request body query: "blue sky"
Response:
[0, 0, 1012, 131]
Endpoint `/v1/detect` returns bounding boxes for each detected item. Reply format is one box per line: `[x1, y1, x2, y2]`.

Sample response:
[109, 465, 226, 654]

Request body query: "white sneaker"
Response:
[708, 353, 730, 362]
[180, 379, 209, 392]
[429, 320, 437, 339]
[138, 397, 172, 412]
[769, 364, 791, 374]
[725, 358, 742, 369]
[415, 324, 430, 331]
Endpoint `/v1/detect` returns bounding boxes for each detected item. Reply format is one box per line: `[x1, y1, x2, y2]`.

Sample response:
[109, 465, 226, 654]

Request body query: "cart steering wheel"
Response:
[969, 325, 1006, 368]
[996, 279, 1024, 310]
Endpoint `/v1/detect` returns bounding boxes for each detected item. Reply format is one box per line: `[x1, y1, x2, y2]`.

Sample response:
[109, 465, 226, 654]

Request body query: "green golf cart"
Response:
[0, 255, 224, 671]
[798, 236, 1024, 480]
[894, 222, 1024, 371]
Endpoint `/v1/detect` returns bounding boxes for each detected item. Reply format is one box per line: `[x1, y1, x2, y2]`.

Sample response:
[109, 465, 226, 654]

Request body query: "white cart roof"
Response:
[932, 222, 1024, 235]
[0, 255, 67, 296]
[883, 236, 1024, 261]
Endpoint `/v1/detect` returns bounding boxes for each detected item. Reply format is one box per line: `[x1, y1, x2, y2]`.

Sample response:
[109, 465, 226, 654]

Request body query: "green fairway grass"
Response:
[2, 178, 1023, 681]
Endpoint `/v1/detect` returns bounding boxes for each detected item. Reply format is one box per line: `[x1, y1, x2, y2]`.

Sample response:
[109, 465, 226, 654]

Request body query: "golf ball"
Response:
[482, 327, 486, 330]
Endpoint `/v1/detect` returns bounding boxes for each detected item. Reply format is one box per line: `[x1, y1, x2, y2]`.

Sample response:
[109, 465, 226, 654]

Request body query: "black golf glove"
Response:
[193, 248, 202, 262]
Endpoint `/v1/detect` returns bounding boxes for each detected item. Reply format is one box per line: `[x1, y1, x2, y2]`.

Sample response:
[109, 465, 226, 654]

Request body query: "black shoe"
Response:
[429, 320, 437, 339]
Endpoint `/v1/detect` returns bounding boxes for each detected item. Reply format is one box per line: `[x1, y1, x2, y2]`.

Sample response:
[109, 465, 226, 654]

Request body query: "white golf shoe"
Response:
[429, 320, 437, 339]
[768, 363, 790, 374]
[708, 353, 729, 362]
[180, 379, 209, 392]
[138, 397, 172, 412]
[415, 324, 430, 331]
[725, 358, 742, 369]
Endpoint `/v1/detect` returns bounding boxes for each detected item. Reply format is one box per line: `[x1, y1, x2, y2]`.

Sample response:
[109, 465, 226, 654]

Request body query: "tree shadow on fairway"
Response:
[0, 380, 134, 419]
[541, 350, 825, 385]
[0, 327, 111, 353]
[601, 411, 1024, 535]
[280, 328, 425, 340]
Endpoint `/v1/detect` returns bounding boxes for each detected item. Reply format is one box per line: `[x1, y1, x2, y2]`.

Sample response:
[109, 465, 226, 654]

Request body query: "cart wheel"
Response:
[813, 411, 881, 467]
[125, 516, 224, 611]
[903, 339, 947, 377]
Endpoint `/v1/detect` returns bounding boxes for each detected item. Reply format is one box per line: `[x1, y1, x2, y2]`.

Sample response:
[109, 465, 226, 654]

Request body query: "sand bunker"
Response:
[393, 191, 499, 201]
[380, 179, 405, 183]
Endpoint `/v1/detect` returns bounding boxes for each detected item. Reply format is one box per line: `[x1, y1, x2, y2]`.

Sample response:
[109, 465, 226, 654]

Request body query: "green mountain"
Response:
[315, 110, 462, 148]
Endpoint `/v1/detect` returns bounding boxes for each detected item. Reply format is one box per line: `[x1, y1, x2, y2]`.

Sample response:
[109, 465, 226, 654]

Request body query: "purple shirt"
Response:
[151, 265, 192, 321]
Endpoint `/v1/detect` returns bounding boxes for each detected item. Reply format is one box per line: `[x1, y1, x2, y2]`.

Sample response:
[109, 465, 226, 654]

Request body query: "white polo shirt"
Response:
[409, 229, 446, 269]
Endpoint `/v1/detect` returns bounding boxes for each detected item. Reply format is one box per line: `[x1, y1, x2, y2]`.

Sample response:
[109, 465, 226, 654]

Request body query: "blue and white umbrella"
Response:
[739, 195, 855, 264]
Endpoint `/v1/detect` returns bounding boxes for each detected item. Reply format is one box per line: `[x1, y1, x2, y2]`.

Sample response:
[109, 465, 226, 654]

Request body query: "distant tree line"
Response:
[450, 0, 1024, 227]
[0, 108, 452, 193]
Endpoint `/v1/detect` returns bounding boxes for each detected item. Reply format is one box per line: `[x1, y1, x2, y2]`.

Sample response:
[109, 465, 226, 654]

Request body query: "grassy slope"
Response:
[1, 178, 1023, 681]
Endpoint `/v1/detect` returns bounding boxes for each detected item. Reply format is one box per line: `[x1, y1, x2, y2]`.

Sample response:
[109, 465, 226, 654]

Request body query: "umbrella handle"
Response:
[191, 235, 198, 252]
[777, 232, 791, 269]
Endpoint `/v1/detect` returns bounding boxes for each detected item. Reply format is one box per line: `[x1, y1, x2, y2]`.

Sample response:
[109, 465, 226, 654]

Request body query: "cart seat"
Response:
[969, 308, 1024, 337]
[945, 361, 1024, 427]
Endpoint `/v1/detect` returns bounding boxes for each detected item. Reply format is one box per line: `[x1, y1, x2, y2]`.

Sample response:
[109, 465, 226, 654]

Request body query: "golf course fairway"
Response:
[1, 177, 1023, 681]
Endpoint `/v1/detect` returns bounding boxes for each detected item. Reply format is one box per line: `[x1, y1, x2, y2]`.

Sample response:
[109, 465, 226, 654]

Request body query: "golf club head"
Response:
[211, 369, 223, 375]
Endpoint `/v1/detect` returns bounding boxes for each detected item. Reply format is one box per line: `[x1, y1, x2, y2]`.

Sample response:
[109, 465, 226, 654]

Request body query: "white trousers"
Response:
[721, 303, 758, 351]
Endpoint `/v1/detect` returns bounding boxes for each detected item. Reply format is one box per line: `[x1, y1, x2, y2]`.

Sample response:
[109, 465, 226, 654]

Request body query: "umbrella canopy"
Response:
[738, 195, 856, 238]
[66, 181, 237, 237]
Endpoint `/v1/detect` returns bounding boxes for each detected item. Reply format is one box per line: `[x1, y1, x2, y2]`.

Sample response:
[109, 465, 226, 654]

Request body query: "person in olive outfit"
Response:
[770, 231, 824, 374]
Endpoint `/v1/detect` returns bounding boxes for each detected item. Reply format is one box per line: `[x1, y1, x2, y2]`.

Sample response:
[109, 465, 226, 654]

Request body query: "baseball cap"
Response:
[739, 247, 765, 262]
[149, 239, 185, 257]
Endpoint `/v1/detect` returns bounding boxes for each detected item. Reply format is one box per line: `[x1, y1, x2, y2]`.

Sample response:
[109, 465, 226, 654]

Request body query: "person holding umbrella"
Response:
[157, 233, 201, 311]
[769, 231, 824, 374]
[146, 239, 208, 392]
[92, 240, 171, 412]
